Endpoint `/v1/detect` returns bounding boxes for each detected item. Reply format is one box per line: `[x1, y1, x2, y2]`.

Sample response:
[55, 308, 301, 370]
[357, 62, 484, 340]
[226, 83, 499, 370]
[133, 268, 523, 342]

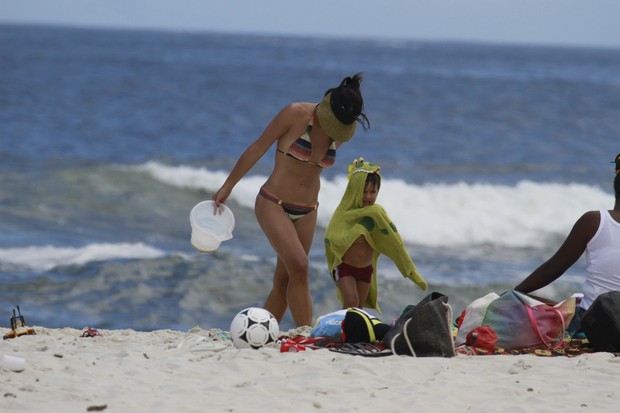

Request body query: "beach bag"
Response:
[382, 292, 456, 357]
[581, 291, 620, 352]
[311, 310, 346, 343]
[342, 308, 390, 344]
[455, 292, 500, 346]
[481, 290, 576, 350]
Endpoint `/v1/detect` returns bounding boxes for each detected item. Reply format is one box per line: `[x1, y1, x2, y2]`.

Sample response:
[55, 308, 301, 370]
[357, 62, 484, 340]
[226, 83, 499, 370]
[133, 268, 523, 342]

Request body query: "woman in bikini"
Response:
[212, 74, 370, 327]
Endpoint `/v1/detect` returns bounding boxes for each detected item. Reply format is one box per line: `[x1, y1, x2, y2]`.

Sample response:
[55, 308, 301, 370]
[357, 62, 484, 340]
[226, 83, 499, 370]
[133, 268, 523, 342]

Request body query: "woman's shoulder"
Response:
[581, 210, 602, 222]
[267, 102, 315, 132]
[576, 210, 601, 227]
[279, 102, 316, 118]
[573, 210, 602, 240]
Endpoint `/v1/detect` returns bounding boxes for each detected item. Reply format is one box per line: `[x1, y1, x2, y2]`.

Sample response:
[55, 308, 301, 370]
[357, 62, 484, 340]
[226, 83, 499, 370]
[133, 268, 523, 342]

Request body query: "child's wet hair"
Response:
[365, 172, 381, 190]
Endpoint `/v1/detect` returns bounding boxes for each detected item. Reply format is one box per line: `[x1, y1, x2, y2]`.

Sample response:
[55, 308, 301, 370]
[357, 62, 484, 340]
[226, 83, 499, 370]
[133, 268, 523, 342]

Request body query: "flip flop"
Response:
[329, 342, 393, 357]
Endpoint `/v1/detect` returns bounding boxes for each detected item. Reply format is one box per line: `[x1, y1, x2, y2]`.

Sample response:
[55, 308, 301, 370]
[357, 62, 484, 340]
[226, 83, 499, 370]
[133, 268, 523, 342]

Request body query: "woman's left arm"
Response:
[515, 211, 599, 293]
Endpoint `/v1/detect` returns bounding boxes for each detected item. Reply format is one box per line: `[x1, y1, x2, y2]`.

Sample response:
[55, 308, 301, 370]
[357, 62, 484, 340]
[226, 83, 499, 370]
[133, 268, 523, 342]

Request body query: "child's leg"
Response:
[337, 276, 359, 309]
[356, 281, 371, 308]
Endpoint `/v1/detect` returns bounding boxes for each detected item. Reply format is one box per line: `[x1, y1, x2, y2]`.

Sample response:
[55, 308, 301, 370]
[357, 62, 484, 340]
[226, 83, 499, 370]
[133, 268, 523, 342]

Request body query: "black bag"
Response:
[382, 292, 456, 357]
[342, 308, 390, 344]
[581, 291, 620, 352]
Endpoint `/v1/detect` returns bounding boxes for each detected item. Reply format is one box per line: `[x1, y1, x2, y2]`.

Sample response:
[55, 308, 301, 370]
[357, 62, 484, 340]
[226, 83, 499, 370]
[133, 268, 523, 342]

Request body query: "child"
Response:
[324, 158, 427, 312]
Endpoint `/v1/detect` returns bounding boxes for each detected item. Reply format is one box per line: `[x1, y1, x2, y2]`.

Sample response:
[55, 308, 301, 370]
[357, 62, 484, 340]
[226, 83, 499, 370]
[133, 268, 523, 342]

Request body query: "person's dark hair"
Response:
[324, 73, 371, 131]
[612, 153, 619, 201]
[365, 172, 381, 190]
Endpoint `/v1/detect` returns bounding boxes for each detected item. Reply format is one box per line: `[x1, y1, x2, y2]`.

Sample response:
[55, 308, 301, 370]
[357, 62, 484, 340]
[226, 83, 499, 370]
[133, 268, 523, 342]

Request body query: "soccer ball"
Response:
[230, 307, 280, 349]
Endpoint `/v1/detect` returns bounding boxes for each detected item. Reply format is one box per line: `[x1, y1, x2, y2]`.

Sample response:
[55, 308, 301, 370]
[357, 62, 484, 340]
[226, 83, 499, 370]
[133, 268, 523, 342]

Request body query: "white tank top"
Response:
[580, 210, 620, 309]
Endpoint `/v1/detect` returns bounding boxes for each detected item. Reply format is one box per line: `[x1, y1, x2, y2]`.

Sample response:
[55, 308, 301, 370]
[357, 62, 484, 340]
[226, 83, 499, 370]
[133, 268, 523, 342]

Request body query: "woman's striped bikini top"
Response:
[277, 121, 336, 168]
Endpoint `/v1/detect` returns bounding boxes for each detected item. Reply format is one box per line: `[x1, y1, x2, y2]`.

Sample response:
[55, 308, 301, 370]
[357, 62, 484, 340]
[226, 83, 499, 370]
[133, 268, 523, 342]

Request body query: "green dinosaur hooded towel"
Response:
[324, 158, 428, 313]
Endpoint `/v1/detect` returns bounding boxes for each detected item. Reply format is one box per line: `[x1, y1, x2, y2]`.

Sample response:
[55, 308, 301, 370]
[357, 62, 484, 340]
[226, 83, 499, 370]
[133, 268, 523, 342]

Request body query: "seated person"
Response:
[515, 153, 620, 335]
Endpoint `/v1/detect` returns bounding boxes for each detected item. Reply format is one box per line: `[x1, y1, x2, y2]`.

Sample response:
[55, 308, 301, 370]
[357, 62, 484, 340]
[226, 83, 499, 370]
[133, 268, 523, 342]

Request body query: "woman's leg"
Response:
[255, 195, 316, 327]
[263, 258, 288, 322]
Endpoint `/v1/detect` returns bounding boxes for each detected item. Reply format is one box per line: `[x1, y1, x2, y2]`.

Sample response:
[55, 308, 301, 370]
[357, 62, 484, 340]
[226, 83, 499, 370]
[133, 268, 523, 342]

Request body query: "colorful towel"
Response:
[324, 159, 427, 312]
[455, 336, 598, 357]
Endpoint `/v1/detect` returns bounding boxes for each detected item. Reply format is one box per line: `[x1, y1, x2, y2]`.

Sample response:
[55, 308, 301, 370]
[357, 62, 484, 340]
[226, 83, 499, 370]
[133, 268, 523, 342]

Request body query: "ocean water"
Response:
[1, 24, 619, 332]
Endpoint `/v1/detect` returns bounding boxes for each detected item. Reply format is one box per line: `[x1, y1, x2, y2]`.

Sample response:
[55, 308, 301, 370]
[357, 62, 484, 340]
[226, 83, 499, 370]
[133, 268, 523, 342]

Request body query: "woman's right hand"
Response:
[212, 185, 231, 213]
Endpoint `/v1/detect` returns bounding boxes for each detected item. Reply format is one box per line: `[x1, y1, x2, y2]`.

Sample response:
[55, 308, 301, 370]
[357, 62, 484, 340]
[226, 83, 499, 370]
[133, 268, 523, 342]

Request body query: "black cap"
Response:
[613, 153, 620, 164]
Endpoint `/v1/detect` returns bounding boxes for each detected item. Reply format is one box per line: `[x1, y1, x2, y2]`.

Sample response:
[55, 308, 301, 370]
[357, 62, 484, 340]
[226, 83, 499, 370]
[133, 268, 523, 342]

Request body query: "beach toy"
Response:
[229, 307, 279, 349]
[80, 328, 102, 338]
[2, 354, 26, 372]
[190, 201, 235, 252]
[3, 306, 35, 340]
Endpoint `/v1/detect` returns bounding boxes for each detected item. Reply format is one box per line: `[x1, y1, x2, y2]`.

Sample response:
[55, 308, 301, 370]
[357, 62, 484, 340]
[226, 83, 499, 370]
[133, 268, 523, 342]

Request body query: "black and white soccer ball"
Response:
[229, 307, 280, 349]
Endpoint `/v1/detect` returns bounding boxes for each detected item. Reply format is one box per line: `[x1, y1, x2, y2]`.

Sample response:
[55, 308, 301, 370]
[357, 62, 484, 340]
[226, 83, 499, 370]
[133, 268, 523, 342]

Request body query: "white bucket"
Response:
[2, 354, 26, 372]
[190, 201, 235, 252]
[190, 230, 222, 252]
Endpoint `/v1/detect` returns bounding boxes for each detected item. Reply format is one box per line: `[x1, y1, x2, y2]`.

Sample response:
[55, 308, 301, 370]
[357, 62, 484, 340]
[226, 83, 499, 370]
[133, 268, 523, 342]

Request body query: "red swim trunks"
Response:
[333, 262, 373, 283]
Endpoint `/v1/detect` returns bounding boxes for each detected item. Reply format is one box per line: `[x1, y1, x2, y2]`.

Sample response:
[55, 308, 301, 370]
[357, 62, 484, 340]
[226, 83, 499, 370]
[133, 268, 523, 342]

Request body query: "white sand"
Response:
[2, 326, 619, 413]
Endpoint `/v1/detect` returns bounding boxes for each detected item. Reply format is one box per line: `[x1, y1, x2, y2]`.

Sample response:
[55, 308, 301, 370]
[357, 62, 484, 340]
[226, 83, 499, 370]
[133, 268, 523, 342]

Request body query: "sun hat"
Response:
[190, 201, 235, 252]
[316, 86, 359, 142]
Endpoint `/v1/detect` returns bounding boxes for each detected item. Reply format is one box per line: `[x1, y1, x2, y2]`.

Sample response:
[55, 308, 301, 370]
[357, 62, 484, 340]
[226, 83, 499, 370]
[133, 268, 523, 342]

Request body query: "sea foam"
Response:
[136, 161, 613, 249]
[0, 243, 165, 271]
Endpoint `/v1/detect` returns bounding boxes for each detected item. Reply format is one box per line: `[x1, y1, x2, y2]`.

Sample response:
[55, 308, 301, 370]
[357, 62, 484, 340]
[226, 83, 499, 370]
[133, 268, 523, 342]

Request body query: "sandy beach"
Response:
[3, 26, 620, 413]
[1, 326, 619, 413]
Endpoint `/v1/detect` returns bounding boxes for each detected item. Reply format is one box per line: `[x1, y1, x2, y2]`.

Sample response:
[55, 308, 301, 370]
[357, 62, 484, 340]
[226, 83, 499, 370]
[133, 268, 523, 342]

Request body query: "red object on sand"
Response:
[466, 325, 498, 352]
